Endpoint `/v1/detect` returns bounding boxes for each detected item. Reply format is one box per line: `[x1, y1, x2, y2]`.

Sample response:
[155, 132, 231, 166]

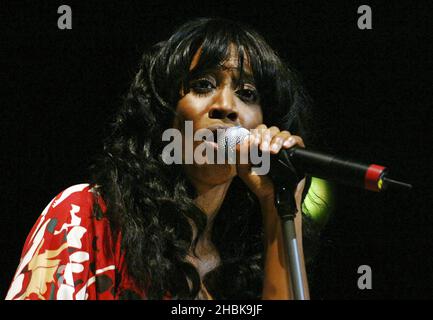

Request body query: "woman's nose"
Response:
[208, 87, 238, 121]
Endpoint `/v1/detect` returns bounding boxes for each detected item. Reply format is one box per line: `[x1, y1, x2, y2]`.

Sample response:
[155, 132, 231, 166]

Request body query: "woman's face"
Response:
[175, 47, 263, 186]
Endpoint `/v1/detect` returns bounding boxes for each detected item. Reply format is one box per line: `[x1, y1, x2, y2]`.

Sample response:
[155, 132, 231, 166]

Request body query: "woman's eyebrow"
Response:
[188, 66, 256, 85]
[238, 72, 255, 85]
[217, 65, 256, 85]
[187, 67, 217, 80]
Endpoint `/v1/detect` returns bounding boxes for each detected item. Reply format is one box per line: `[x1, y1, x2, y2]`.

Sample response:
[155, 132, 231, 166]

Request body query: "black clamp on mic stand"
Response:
[270, 151, 308, 300]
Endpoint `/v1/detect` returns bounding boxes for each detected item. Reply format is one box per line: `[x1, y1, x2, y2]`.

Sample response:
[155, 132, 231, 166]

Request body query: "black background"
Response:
[1, 0, 432, 299]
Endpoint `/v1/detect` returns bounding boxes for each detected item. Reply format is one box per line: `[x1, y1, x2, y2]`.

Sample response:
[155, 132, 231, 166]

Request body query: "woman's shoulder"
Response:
[29, 183, 112, 233]
[6, 183, 122, 300]
[24, 183, 116, 261]
[44, 183, 106, 221]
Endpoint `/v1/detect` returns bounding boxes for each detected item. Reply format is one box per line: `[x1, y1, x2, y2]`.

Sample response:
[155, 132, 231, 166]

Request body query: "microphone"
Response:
[218, 126, 412, 192]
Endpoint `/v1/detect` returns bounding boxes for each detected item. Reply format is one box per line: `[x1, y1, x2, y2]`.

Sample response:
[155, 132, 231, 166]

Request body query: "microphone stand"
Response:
[270, 153, 307, 300]
[269, 148, 412, 300]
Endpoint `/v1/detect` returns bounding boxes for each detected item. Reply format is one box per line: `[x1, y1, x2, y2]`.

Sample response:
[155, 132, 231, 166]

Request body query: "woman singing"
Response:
[6, 17, 318, 300]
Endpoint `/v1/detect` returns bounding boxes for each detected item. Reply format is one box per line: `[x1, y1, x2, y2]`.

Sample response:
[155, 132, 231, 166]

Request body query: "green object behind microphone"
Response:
[302, 177, 334, 226]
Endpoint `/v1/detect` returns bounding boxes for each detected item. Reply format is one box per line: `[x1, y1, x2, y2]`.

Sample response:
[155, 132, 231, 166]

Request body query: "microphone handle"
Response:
[283, 147, 394, 192]
[228, 127, 412, 192]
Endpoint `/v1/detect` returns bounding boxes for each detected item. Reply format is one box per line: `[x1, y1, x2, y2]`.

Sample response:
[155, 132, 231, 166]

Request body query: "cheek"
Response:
[175, 97, 191, 122]
[173, 96, 195, 130]
[176, 95, 209, 122]
[239, 105, 263, 129]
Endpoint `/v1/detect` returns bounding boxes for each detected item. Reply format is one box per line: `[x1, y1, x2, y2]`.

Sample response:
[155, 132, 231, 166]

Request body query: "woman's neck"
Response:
[192, 178, 232, 227]
[184, 177, 231, 281]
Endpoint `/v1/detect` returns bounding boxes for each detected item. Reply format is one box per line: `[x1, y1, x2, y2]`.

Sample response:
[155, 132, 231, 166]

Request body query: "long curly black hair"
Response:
[89, 17, 318, 299]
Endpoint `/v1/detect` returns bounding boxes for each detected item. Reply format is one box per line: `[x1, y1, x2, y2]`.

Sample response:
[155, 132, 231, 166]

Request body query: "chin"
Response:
[188, 163, 237, 185]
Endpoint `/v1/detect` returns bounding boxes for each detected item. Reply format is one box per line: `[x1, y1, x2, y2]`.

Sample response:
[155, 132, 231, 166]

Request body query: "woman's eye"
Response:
[190, 79, 215, 94]
[236, 88, 258, 103]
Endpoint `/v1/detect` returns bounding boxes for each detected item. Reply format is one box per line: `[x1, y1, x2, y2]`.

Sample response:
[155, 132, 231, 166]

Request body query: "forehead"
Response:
[189, 45, 253, 74]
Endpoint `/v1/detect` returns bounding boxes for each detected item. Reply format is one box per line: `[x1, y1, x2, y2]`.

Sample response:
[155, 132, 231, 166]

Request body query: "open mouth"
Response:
[201, 125, 233, 148]
[202, 134, 218, 149]
[202, 131, 217, 143]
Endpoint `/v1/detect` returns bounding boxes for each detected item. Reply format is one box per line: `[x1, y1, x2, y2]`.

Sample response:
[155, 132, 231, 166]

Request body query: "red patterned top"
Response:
[6, 184, 151, 300]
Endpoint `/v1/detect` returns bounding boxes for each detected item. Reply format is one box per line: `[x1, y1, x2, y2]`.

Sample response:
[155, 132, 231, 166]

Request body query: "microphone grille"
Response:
[217, 126, 250, 154]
